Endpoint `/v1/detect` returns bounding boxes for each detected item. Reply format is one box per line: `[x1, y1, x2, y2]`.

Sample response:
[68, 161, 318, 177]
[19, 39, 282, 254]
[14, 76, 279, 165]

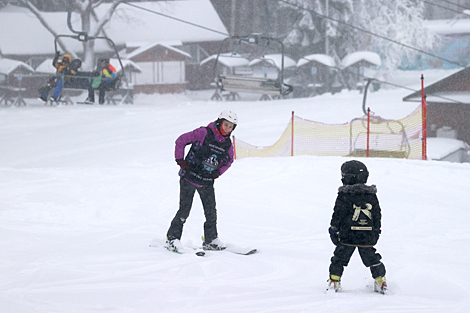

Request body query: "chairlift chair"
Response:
[213, 35, 293, 99]
[348, 115, 411, 159]
[46, 9, 126, 105]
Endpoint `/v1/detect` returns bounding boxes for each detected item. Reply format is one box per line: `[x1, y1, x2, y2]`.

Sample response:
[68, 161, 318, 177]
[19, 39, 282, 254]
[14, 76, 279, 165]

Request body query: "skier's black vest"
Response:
[182, 126, 232, 185]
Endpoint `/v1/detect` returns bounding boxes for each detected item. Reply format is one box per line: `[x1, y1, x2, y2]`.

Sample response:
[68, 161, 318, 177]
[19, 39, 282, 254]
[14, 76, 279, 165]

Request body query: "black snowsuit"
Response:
[329, 184, 386, 279]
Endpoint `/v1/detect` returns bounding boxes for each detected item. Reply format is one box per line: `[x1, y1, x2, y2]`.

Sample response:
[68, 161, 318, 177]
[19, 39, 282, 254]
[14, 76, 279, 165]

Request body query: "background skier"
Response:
[39, 52, 78, 102]
[85, 58, 117, 105]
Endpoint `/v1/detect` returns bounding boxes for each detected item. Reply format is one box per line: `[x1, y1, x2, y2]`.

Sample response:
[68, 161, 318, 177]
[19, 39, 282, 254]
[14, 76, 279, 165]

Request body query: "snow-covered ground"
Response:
[1, 81, 469, 312]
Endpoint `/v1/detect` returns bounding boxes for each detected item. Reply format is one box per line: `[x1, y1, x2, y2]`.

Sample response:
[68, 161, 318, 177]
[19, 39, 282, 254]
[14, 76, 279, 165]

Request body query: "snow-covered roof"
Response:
[34, 59, 56, 74]
[126, 42, 190, 60]
[103, 0, 227, 45]
[405, 92, 470, 104]
[0, 58, 34, 75]
[424, 19, 470, 35]
[110, 58, 142, 73]
[200, 53, 250, 67]
[403, 67, 470, 104]
[0, 4, 111, 56]
[248, 54, 296, 69]
[297, 54, 336, 68]
[341, 51, 381, 68]
[0, 0, 228, 56]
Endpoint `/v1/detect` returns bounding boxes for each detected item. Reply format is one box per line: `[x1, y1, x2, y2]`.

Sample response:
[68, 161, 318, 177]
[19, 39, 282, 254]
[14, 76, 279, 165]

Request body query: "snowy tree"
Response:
[279, 0, 436, 78]
[354, 0, 436, 78]
[15, 0, 125, 70]
[280, 0, 355, 61]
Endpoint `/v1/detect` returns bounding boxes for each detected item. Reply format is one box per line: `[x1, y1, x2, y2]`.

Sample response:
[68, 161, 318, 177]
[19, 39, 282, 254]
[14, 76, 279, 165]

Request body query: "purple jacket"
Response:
[175, 122, 234, 176]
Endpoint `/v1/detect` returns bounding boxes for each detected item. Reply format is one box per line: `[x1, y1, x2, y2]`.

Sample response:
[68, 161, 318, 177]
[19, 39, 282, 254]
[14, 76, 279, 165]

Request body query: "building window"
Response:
[134, 61, 185, 85]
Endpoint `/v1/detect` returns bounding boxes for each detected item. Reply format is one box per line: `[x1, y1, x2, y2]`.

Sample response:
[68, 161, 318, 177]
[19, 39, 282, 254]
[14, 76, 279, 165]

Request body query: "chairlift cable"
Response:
[121, 0, 464, 104]
[279, 0, 466, 68]
[432, 0, 470, 11]
[121, 1, 230, 37]
[421, 0, 467, 15]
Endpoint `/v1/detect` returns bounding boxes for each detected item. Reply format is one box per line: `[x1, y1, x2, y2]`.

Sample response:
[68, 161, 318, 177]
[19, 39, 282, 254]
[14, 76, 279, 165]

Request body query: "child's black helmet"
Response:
[341, 160, 369, 185]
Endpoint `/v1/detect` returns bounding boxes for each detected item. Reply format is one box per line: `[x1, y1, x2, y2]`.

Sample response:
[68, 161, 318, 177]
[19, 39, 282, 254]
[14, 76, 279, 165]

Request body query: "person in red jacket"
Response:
[327, 160, 387, 294]
[165, 110, 237, 253]
[85, 58, 117, 105]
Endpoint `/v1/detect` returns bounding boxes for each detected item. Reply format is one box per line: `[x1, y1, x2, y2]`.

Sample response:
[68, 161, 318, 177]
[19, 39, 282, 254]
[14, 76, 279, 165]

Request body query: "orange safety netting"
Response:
[234, 105, 423, 160]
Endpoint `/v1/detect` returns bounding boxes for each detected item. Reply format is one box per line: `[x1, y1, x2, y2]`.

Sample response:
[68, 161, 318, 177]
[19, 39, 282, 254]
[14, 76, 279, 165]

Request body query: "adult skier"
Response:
[165, 110, 237, 252]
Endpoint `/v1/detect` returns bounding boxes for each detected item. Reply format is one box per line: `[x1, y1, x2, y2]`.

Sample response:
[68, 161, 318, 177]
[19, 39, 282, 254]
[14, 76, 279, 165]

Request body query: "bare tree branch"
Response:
[91, 0, 124, 37]
[18, 0, 78, 59]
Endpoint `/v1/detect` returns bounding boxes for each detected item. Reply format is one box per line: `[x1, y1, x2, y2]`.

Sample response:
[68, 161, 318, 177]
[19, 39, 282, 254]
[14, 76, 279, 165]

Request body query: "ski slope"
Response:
[0, 86, 469, 313]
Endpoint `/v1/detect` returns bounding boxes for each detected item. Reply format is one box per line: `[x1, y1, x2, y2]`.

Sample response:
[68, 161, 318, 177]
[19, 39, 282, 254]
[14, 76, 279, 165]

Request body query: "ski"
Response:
[166, 247, 183, 254]
[149, 239, 257, 256]
[198, 236, 257, 256]
[232, 248, 257, 255]
[193, 247, 257, 256]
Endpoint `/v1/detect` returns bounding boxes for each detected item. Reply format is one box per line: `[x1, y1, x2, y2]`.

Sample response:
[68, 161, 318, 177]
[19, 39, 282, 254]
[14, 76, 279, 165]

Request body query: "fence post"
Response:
[291, 111, 294, 157]
[421, 74, 427, 160]
[233, 136, 237, 160]
[367, 107, 370, 157]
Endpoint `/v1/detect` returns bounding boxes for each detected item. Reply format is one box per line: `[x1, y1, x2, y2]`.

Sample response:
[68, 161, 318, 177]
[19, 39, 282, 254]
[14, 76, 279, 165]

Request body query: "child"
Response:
[327, 160, 387, 294]
[165, 110, 237, 252]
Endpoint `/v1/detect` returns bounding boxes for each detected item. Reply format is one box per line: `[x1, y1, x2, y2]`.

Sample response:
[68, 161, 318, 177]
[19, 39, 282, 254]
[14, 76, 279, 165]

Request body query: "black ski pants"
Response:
[88, 81, 113, 104]
[329, 244, 386, 279]
[166, 178, 218, 243]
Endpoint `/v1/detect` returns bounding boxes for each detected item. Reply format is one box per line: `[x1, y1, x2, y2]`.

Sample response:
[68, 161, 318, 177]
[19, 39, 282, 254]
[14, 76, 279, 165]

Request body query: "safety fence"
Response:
[233, 105, 424, 160]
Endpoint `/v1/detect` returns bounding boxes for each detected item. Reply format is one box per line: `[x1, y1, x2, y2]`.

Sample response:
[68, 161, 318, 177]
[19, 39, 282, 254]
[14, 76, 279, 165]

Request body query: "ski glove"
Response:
[176, 159, 188, 169]
[329, 226, 340, 246]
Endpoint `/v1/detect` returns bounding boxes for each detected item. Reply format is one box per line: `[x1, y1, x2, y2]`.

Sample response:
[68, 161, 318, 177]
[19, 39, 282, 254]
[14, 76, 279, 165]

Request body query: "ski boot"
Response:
[84, 98, 94, 105]
[165, 238, 182, 253]
[202, 238, 226, 251]
[374, 276, 387, 294]
[327, 274, 342, 292]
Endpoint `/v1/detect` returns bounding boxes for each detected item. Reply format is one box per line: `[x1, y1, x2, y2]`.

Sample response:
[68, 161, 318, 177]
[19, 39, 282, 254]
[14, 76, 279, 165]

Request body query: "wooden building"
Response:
[403, 67, 470, 145]
[124, 43, 190, 94]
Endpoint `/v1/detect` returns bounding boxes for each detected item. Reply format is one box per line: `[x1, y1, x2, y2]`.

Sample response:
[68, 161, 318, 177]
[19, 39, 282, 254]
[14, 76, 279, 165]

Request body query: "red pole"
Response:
[367, 107, 370, 157]
[233, 135, 237, 160]
[421, 74, 427, 160]
[291, 111, 294, 157]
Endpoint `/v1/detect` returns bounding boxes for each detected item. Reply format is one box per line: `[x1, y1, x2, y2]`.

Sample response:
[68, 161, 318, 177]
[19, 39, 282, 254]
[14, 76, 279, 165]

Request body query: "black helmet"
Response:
[340, 160, 369, 185]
